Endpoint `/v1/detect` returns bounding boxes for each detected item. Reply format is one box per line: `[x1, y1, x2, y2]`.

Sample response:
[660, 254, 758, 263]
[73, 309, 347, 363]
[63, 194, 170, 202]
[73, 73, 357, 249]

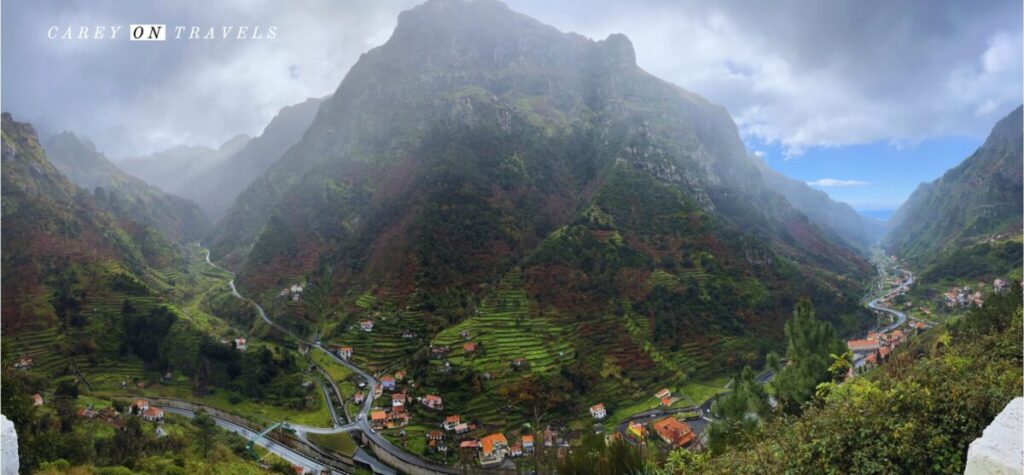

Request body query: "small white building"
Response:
[590, 403, 607, 420]
[360, 320, 374, 332]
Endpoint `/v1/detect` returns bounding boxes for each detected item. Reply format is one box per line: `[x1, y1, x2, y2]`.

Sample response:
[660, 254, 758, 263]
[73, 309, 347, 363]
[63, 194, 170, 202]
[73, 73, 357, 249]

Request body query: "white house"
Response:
[590, 403, 607, 420]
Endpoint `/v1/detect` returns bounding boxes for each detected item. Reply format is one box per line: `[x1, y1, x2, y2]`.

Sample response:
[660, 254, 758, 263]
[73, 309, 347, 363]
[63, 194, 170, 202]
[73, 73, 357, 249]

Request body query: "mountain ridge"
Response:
[884, 105, 1022, 277]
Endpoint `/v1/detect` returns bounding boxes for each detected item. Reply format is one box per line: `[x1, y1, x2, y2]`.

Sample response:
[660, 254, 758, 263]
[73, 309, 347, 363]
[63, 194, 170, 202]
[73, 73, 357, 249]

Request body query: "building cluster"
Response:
[623, 415, 697, 449]
[944, 285, 985, 308]
[849, 321, 931, 371]
[69, 398, 165, 433]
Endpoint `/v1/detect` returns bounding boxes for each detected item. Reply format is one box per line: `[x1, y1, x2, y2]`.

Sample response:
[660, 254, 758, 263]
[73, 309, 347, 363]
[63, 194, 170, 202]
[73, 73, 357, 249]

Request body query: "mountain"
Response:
[41, 131, 210, 244]
[2, 113, 170, 329]
[207, 0, 871, 407]
[118, 134, 250, 196]
[884, 106, 1023, 279]
[177, 96, 326, 220]
[754, 158, 885, 252]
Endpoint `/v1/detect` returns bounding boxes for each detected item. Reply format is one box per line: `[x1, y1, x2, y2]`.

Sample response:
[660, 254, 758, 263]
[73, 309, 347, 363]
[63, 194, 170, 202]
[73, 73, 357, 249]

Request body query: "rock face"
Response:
[1, 414, 19, 475]
[884, 106, 1023, 266]
[965, 397, 1023, 475]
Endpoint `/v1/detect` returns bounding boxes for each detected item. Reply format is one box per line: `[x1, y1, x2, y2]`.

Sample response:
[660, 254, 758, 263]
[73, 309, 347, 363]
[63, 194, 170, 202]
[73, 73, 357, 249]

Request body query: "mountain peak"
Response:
[598, 32, 637, 68]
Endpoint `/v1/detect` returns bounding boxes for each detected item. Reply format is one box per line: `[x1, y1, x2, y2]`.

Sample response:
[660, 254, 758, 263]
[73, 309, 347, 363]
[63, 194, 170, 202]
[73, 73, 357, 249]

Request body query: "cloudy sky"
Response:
[3, 0, 1021, 215]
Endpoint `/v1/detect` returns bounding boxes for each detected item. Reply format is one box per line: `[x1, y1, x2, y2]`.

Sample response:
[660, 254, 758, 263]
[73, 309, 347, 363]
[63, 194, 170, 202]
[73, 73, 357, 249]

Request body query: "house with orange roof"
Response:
[132, 400, 150, 413]
[388, 407, 410, 428]
[590, 403, 607, 420]
[479, 433, 510, 467]
[354, 391, 365, 404]
[847, 339, 880, 353]
[394, 370, 406, 381]
[443, 415, 461, 431]
[31, 394, 43, 407]
[652, 417, 695, 448]
[360, 320, 374, 332]
[142, 407, 164, 422]
[381, 375, 396, 391]
[370, 410, 387, 429]
[392, 393, 406, 407]
[422, 394, 443, 410]
[337, 346, 353, 359]
[463, 342, 478, 353]
[521, 435, 535, 453]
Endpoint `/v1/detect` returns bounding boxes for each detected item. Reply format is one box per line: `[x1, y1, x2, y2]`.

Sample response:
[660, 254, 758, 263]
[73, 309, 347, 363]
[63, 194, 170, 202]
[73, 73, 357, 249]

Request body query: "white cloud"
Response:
[806, 178, 871, 187]
[3, 0, 1021, 157]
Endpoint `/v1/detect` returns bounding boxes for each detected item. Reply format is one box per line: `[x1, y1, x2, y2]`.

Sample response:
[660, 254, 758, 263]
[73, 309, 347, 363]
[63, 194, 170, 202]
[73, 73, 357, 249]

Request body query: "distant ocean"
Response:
[858, 209, 894, 221]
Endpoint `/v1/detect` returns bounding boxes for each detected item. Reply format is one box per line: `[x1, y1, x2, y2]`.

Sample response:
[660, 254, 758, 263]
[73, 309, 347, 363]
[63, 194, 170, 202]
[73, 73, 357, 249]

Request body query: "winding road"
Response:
[867, 271, 913, 333]
[207, 250, 462, 474]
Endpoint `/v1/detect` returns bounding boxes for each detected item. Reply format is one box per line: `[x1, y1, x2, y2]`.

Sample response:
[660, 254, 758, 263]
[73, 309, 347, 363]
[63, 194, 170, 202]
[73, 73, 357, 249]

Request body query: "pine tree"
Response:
[773, 298, 844, 414]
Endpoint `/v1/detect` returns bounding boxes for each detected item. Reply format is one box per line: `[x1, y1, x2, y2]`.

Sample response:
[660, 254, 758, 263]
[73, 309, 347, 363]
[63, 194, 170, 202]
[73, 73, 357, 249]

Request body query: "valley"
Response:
[2, 1, 1021, 474]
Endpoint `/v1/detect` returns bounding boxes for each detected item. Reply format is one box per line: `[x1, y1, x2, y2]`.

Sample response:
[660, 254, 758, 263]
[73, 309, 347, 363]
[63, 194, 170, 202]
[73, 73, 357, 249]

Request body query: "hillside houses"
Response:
[479, 433, 510, 467]
[360, 320, 375, 332]
[589, 403, 607, 420]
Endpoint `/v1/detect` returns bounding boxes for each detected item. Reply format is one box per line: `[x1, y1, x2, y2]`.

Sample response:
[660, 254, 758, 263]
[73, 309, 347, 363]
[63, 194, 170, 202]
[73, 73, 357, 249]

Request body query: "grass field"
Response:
[311, 349, 353, 382]
[308, 432, 359, 457]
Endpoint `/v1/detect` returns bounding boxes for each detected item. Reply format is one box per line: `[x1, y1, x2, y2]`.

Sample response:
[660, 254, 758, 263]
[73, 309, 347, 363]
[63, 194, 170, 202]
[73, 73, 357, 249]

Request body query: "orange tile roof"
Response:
[480, 433, 507, 455]
[652, 417, 694, 447]
[445, 415, 461, 424]
[521, 435, 534, 445]
[591, 403, 604, 411]
[847, 339, 880, 351]
[370, 410, 387, 421]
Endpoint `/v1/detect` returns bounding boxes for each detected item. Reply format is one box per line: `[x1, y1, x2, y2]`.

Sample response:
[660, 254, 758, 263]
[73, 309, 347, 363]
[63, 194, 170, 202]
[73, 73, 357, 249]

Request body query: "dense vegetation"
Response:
[667, 285, 1023, 474]
[1, 357, 267, 474]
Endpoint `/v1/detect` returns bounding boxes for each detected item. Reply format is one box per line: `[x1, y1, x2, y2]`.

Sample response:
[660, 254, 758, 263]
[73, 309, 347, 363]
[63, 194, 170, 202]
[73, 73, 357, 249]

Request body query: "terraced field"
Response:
[430, 271, 575, 386]
[331, 287, 429, 372]
[4, 327, 71, 374]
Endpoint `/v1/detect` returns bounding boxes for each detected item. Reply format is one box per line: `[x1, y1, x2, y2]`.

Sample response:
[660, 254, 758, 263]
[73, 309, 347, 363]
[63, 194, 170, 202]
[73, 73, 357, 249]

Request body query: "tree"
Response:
[708, 366, 769, 452]
[556, 432, 647, 475]
[192, 410, 217, 457]
[773, 298, 845, 414]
